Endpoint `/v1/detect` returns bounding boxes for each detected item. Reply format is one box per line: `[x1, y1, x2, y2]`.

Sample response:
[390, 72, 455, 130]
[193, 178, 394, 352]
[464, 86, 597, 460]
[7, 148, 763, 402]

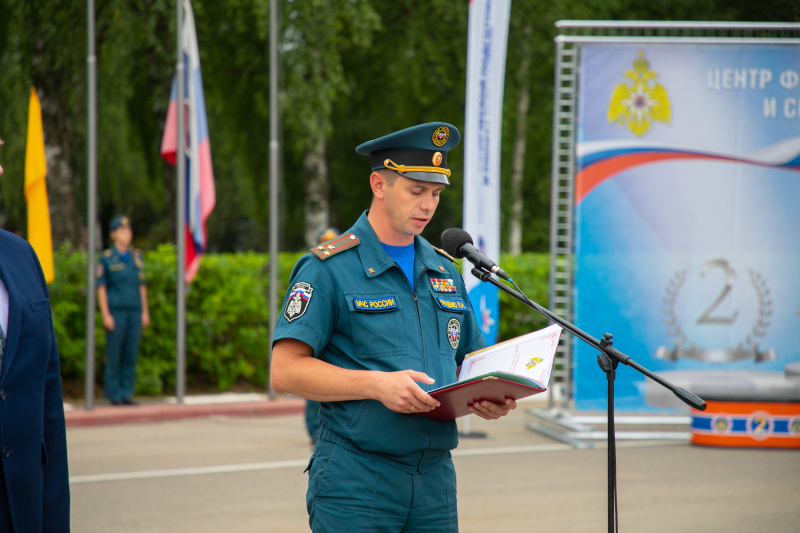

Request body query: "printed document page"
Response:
[457, 324, 563, 386]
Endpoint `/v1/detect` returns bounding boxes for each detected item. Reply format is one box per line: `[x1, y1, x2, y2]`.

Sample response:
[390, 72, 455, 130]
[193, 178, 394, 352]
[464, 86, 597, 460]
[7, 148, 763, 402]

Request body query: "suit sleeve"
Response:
[31, 246, 71, 531]
[96, 255, 108, 287]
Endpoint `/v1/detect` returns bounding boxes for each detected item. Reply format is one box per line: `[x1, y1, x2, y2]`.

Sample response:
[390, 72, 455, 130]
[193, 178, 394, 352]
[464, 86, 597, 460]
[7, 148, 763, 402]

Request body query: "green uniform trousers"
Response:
[307, 435, 458, 533]
[103, 309, 141, 402]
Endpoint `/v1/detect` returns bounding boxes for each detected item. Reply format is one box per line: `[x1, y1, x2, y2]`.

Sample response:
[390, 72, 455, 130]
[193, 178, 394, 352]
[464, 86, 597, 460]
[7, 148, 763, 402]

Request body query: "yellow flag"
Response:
[24, 88, 55, 284]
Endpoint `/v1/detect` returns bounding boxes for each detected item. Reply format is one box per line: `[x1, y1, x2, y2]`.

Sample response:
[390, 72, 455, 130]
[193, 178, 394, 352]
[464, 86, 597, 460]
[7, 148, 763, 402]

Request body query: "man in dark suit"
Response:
[0, 228, 70, 532]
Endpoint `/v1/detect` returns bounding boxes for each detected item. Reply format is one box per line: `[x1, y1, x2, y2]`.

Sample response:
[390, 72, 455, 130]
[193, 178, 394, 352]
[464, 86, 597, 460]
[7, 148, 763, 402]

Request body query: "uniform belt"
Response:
[318, 425, 451, 474]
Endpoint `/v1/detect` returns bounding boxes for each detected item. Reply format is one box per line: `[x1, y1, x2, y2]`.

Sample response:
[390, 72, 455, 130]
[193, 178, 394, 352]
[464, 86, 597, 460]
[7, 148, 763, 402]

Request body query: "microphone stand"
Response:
[470, 267, 706, 533]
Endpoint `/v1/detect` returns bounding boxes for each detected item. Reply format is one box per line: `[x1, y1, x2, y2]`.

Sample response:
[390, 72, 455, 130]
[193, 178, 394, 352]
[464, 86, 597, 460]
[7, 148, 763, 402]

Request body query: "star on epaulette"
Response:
[310, 232, 360, 260]
[432, 246, 458, 264]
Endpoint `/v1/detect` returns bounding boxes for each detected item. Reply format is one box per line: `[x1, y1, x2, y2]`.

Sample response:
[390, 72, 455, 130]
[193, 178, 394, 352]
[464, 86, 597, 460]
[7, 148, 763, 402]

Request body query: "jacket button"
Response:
[2, 447, 11, 459]
[0, 389, 6, 400]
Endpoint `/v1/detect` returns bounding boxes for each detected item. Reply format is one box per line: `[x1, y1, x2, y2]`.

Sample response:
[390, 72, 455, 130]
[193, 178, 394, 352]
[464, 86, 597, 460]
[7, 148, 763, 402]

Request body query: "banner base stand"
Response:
[526, 408, 690, 448]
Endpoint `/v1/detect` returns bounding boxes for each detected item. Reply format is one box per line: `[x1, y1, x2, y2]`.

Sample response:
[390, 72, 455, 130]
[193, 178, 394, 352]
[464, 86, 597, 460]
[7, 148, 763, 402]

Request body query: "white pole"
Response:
[84, 0, 97, 411]
[175, 0, 187, 404]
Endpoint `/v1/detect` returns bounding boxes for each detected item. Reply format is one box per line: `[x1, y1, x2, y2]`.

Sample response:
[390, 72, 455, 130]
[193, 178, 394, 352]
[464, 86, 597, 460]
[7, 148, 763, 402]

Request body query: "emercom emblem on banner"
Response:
[608, 50, 671, 137]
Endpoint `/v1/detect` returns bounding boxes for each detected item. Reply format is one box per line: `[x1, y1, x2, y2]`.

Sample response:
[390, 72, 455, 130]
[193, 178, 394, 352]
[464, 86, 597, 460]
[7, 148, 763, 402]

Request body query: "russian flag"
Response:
[161, 0, 216, 284]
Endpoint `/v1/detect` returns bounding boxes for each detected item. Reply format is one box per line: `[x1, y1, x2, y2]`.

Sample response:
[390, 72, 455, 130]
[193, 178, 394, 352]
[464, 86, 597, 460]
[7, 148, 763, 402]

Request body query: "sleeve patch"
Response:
[284, 282, 314, 322]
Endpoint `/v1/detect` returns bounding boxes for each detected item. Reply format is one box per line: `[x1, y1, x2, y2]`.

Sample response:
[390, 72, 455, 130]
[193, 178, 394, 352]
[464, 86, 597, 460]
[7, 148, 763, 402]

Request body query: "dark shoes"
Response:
[110, 398, 138, 406]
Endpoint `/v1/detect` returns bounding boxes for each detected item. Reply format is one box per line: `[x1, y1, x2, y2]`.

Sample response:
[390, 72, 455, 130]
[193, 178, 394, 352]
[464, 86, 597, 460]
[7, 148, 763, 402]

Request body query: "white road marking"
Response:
[69, 440, 681, 484]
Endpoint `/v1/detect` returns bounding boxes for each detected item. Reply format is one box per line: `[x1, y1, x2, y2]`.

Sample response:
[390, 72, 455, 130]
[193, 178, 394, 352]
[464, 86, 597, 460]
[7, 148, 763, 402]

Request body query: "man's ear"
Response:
[369, 171, 386, 200]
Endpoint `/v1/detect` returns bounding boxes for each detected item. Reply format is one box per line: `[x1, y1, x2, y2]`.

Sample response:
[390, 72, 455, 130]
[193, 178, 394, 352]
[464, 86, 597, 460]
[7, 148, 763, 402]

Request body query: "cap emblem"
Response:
[432, 126, 449, 147]
[432, 152, 443, 167]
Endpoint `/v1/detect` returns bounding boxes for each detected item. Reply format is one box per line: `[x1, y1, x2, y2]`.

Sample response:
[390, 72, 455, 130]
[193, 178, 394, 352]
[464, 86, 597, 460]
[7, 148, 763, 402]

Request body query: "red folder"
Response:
[418, 372, 546, 421]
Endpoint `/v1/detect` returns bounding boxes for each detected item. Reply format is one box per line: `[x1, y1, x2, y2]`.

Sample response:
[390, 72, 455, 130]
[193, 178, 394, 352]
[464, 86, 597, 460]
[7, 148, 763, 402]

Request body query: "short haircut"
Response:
[376, 168, 398, 186]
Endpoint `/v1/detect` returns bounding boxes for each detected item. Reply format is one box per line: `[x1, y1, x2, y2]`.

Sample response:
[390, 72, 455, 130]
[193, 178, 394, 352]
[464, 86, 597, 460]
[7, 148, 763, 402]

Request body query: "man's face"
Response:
[111, 226, 133, 247]
[382, 175, 445, 239]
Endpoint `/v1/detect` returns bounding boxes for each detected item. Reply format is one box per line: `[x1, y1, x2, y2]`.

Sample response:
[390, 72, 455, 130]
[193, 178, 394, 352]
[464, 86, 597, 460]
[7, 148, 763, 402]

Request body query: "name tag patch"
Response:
[429, 278, 457, 293]
[434, 296, 468, 312]
[353, 296, 398, 312]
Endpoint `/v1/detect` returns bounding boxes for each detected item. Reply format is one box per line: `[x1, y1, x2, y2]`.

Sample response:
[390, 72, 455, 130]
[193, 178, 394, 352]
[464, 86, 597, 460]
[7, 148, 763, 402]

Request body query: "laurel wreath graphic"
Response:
[743, 271, 772, 350]
[660, 267, 773, 360]
[662, 269, 688, 349]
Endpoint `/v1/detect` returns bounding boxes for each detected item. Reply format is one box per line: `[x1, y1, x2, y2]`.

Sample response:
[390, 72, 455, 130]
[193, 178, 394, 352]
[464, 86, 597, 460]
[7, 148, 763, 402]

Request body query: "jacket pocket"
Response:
[431, 294, 468, 356]
[30, 298, 51, 313]
[344, 292, 407, 357]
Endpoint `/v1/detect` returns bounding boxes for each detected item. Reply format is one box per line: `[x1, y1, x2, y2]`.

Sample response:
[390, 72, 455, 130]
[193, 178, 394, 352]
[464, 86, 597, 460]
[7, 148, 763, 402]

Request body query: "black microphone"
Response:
[441, 228, 509, 280]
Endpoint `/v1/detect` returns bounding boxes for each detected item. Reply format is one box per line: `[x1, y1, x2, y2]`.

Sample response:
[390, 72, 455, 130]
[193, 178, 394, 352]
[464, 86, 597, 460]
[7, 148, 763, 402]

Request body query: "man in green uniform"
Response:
[97, 216, 149, 406]
[271, 122, 516, 533]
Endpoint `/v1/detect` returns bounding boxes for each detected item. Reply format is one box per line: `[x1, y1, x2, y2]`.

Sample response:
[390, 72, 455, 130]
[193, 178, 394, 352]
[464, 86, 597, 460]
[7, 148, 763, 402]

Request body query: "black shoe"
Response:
[110, 399, 124, 406]
[121, 398, 139, 406]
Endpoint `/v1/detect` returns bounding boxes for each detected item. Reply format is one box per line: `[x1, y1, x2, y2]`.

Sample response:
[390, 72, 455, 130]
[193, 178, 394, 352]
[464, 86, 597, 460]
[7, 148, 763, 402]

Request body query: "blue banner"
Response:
[462, 0, 511, 345]
[574, 44, 800, 411]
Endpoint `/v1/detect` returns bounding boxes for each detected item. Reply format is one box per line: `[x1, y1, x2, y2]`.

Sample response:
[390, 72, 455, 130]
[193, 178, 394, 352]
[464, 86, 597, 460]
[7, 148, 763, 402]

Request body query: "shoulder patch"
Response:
[311, 232, 360, 261]
[432, 246, 458, 264]
[103, 249, 112, 257]
[284, 282, 314, 321]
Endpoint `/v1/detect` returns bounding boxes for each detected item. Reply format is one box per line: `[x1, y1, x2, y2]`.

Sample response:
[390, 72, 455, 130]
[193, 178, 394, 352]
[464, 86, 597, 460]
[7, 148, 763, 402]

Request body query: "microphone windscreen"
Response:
[441, 228, 473, 258]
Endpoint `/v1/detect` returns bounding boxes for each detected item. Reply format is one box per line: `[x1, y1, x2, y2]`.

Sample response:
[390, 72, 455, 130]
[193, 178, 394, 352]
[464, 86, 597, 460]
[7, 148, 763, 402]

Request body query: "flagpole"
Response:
[267, 0, 280, 399]
[176, 0, 187, 404]
[84, 0, 98, 411]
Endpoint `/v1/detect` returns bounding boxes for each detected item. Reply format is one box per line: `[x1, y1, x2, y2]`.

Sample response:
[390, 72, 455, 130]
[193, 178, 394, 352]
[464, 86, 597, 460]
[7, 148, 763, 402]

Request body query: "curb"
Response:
[65, 396, 306, 428]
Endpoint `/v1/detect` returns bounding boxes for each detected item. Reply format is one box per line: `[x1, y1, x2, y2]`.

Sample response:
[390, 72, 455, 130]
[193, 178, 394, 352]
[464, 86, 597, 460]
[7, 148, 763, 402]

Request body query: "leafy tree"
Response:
[2, 0, 798, 256]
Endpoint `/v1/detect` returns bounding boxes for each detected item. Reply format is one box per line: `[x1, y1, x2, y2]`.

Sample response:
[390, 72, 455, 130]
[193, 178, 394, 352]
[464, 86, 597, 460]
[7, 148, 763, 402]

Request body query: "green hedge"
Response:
[50, 245, 550, 397]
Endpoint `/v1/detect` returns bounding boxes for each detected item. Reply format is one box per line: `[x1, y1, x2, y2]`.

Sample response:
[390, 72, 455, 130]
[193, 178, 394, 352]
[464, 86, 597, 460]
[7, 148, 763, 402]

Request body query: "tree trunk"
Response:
[39, 90, 80, 249]
[303, 136, 330, 248]
[509, 25, 531, 256]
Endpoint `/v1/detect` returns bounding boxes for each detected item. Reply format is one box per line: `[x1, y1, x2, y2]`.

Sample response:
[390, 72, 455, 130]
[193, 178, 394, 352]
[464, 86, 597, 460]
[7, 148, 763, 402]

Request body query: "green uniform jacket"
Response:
[273, 211, 486, 464]
[97, 247, 146, 310]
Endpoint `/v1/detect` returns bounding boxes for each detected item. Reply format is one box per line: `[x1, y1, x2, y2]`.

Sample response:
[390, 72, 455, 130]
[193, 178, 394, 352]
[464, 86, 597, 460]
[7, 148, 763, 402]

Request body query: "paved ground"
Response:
[67, 397, 800, 532]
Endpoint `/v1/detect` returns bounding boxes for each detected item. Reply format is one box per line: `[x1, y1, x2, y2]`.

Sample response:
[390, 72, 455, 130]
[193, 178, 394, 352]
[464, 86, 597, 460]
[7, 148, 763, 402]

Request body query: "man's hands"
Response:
[374, 370, 441, 414]
[372, 370, 517, 419]
[468, 398, 517, 420]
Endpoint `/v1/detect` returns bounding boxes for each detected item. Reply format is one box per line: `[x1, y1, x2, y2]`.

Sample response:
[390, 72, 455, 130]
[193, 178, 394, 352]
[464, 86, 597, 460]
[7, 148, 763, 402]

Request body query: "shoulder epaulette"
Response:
[310, 232, 360, 261]
[103, 249, 112, 257]
[432, 246, 458, 264]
